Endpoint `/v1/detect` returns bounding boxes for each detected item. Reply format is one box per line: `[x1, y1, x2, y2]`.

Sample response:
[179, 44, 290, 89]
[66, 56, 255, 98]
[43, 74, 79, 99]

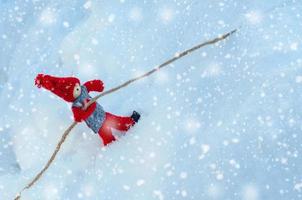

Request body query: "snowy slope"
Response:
[1, 0, 302, 199]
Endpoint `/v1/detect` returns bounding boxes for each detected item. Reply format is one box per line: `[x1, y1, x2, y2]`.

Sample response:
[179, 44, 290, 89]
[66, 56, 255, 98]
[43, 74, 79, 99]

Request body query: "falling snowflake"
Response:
[294, 182, 302, 192]
[245, 10, 263, 24]
[108, 14, 115, 23]
[43, 184, 59, 200]
[199, 144, 210, 159]
[123, 185, 131, 191]
[136, 179, 145, 186]
[63, 21, 69, 28]
[215, 171, 224, 180]
[290, 42, 299, 51]
[184, 118, 201, 133]
[153, 190, 164, 200]
[180, 172, 188, 179]
[296, 76, 302, 83]
[201, 63, 222, 78]
[83, 1, 92, 9]
[242, 185, 259, 200]
[78, 63, 96, 77]
[129, 7, 143, 22]
[40, 8, 57, 25]
[159, 7, 174, 23]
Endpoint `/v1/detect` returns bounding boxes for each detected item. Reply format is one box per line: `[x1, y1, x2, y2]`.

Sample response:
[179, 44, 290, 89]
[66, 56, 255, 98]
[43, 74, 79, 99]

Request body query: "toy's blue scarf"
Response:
[72, 85, 106, 133]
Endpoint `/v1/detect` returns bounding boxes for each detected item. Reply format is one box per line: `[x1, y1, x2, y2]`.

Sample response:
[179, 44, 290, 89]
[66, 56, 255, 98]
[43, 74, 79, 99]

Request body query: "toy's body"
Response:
[35, 74, 140, 146]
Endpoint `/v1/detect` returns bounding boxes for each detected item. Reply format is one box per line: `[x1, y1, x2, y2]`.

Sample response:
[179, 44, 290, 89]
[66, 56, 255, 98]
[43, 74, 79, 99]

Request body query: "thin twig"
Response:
[89, 29, 237, 104]
[14, 122, 77, 200]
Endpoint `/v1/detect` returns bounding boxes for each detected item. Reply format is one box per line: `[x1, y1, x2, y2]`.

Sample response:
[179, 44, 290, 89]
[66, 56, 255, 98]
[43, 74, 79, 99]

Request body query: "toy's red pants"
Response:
[98, 112, 135, 146]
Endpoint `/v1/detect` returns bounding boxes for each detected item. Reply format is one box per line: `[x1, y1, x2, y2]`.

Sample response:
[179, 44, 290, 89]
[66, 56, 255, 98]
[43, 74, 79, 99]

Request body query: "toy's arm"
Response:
[72, 107, 84, 122]
[72, 102, 96, 122]
[84, 80, 104, 93]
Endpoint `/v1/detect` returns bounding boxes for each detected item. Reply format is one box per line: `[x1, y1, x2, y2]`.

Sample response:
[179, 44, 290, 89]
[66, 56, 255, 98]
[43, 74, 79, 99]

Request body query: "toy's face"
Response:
[73, 83, 82, 99]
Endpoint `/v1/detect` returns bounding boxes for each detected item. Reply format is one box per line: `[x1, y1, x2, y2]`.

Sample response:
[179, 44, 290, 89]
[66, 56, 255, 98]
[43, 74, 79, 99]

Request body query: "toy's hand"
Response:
[84, 80, 104, 92]
[93, 80, 104, 92]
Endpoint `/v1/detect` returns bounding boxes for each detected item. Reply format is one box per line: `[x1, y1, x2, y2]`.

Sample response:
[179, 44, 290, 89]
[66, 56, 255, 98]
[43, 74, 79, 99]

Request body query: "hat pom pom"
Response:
[35, 74, 45, 88]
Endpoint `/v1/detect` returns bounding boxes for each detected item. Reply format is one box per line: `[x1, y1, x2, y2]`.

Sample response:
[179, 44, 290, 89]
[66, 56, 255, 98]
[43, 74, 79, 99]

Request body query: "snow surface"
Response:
[0, 0, 302, 199]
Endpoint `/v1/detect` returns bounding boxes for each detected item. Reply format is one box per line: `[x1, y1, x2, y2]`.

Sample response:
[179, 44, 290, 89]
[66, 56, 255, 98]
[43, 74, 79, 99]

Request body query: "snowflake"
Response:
[180, 172, 188, 179]
[290, 42, 299, 51]
[181, 189, 187, 197]
[201, 63, 222, 78]
[83, 1, 92, 9]
[216, 171, 224, 180]
[108, 14, 115, 23]
[79, 63, 96, 77]
[82, 185, 94, 197]
[245, 10, 263, 24]
[199, 144, 210, 159]
[40, 8, 57, 25]
[153, 190, 164, 200]
[294, 182, 302, 192]
[123, 185, 131, 191]
[242, 185, 259, 200]
[63, 21, 69, 28]
[207, 184, 223, 198]
[159, 7, 174, 23]
[155, 70, 169, 83]
[91, 38, 99, 45]
[43, 184, 59, 200]
[129, 7, 143, 22]
[184, 118, 201, 133]
[136, 179, 145, 186]
[229, 159, 240, 169]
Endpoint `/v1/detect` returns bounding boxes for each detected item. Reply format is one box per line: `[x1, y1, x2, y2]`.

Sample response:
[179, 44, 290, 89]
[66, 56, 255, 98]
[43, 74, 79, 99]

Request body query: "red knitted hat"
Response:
[35, 74, 80, 102]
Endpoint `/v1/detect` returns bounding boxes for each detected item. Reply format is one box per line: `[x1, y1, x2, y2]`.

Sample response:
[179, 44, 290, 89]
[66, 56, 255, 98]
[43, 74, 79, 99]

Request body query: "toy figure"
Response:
[35, 74, 140, 146]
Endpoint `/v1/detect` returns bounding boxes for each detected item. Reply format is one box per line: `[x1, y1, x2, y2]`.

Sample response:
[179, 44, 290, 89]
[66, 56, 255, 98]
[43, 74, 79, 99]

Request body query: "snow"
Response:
[0, 0, 302, 200]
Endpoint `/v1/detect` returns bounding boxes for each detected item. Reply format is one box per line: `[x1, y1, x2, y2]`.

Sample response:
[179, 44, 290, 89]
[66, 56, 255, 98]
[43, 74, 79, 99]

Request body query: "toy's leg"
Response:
[98, 112, 135, 146]
[105, 112, 135, 132]
[98, 125, 116, 146]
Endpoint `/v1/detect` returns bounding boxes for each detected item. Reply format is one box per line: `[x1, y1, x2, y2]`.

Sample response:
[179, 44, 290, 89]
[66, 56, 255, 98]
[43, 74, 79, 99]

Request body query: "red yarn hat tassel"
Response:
[34, 74, 80, 102]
